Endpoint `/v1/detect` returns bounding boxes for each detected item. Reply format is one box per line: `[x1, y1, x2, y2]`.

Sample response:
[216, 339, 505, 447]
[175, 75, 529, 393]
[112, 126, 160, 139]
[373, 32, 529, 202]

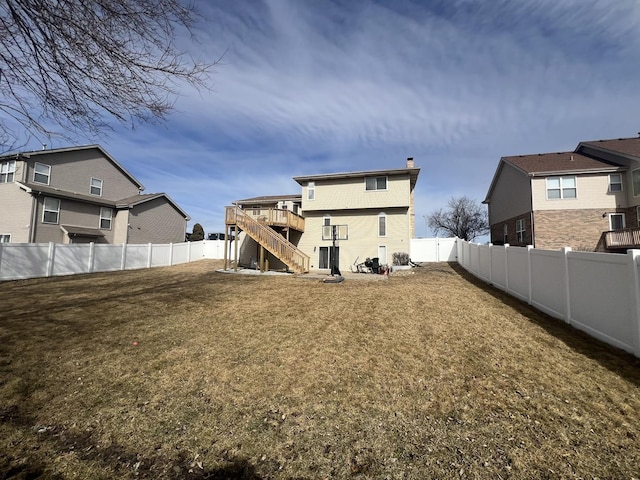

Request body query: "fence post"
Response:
[562, 247, 572, 324]
[47, 242, 56, 277]
[147, 243, 153, 268]
[169, 243, 174, 266]
[504, 244, 510, 293]
[627, 249, 640, 356]
[88, 242, 95, 273]
[527, 245, 533, 305]
[120, 243, 127, 271]
[488, 243, 493, 284]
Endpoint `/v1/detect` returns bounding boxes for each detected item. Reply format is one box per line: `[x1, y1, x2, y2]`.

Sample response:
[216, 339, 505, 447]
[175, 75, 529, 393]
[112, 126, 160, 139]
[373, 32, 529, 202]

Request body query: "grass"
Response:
[0, 260, 639, 479]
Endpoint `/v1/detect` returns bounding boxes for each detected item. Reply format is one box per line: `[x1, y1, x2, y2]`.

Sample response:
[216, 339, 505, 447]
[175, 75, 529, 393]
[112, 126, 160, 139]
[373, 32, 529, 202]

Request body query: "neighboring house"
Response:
[483, 136, 640, 251]
[0, 145, 189, 244]
[225, 159, 420, 273]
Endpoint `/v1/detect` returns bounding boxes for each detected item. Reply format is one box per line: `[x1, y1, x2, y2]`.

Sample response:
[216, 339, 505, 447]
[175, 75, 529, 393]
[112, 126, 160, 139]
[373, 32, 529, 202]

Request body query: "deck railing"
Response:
[603, 227, 640, 250]
[244, 207, 305, 232]
[225, 206, 310, 273]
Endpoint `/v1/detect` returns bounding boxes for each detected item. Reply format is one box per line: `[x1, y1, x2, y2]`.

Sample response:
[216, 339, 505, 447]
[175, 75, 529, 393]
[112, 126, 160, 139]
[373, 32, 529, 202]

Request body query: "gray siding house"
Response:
[0, 145, 189, 244]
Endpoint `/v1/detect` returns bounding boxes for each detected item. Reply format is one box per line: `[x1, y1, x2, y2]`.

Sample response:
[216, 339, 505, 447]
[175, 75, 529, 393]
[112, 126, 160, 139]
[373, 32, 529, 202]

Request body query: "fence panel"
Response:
[125, 245, 150, 270]
[477, 245, 492, 282]
[52, 244, 92, 276]
[93, 245, 124, 272]
[506, 247, 529, 301]
[150, 244, 171, 267]
[172, 243, 190, 265]
[530, 249, 566, 320]
[567, 252, 634, 352]
[0, 243, 49, 280]
[490, 246, 507, 290]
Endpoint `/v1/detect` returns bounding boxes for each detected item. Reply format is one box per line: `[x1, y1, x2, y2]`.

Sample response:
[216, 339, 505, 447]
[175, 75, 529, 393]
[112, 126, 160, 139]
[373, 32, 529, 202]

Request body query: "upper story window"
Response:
[609, 174, 623, 192]
[516, 218, 526, 243]
[90, 177, 103, 196]
[378, 212, 387, 237]
[34, 162, 51, 184]
[503, 224, 508, 244]
[100, 207, 113, 229]
[307, 182, 315, 200]
[0, 234, 10, 243]
[0, 160, 16, 183]
[633, 169, 640, 197]
[546, 176, 576, 199]
[366, 176, 387, 191]
[43, 197, 60, 224]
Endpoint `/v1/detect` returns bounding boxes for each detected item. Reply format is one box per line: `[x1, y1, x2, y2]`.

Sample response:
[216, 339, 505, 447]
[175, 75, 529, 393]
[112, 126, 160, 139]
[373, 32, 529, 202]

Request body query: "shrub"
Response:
[392, 252, 410, 266]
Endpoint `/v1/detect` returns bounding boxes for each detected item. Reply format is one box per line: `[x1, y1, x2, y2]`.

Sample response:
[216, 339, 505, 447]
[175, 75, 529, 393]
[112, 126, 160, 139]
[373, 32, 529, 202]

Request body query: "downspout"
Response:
[29, 192, 39, 243]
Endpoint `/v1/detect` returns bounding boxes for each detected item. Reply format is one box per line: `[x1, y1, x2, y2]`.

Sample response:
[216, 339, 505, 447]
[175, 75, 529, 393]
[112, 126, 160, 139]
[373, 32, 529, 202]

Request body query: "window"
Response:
[366, 176, 387, 191]
[516, 218, 526, 243]
[100, 208, 113, 229]
[378, 212, 386, 237]
[637, 206, 640, 227]
[0, 234, 10, 243]
[34, 162, 51, 184]
[609, 213, 625, 231]
[90, 177, 103, 196]
[547, 176, 576, 199]
[0, 160, 15, 183]
[609, 174, 623, 192]
[323, 215, 331, 226]
[633, 170, 640, 197]
[43, 197, 60, 224]
[307, 182, 315, 200]
[503, 224, 508, 244]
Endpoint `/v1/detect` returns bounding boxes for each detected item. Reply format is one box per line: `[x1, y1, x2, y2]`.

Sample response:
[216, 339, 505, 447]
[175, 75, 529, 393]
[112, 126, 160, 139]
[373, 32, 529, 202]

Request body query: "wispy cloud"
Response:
[37, 0, 640, 236]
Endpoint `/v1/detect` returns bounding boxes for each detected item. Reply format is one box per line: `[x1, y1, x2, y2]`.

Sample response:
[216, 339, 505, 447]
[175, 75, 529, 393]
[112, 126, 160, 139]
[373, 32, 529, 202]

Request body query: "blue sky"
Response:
[24, 0, 640, 237]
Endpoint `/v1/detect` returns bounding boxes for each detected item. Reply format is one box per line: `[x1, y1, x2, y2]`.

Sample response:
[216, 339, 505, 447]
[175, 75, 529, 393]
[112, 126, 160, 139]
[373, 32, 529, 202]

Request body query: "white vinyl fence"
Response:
[409, 237, 458, 262]
[457, 241, 640, 357]
[0, 240, 231, 281]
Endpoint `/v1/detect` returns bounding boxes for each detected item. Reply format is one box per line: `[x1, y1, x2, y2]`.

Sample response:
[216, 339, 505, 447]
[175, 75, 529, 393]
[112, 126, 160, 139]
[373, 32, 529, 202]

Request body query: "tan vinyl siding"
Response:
[112, 209, 130, 243]
[0, 183, 33, 242]
[302, 174, 411, 212]
[532, 173, 624, 211]
[26, 149, 140, 200]
[488, 163, 532, 224]
[297, 209, 410, 271]
[127, 198, 187, 244]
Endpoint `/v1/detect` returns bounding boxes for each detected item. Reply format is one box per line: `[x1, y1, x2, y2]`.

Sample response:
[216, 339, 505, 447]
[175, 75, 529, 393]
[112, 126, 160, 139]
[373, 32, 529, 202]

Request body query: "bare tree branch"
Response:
[425, 196, 489, 241]
[0, 0, 218, 150]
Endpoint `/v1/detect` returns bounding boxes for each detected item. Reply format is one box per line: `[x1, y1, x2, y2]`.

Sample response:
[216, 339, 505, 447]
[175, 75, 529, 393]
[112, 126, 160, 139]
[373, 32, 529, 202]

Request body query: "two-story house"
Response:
[224, 158, 420, 273]
[483, 136, 640, 251]
[0, 145, 189, 244]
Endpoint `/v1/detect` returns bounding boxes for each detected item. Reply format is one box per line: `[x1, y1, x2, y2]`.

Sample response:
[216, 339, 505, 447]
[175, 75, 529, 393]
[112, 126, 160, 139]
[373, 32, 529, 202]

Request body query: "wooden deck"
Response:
[602, 227, 640, 250]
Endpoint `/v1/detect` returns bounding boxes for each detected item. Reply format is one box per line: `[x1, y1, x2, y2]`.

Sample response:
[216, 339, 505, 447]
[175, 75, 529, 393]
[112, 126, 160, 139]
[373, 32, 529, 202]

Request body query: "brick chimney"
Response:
[406, 157, 414, 168]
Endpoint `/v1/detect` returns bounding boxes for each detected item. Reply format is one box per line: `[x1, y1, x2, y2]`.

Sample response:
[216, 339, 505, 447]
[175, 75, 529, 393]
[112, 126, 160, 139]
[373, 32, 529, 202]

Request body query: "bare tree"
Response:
[426, 196, 489, 241]
[0, 0, 217, 150]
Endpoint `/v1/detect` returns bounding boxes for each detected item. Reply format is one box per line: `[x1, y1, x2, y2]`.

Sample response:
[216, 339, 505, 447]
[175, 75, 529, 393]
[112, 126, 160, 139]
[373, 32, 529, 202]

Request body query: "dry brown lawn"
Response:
[0, 260, 639, 479]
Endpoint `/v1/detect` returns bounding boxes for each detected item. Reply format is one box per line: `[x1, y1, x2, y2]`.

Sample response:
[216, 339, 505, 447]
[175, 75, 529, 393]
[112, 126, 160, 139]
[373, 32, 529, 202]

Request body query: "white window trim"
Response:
[546, 175, 577, 200]
[516, 218, 525, 243]
[608, 174, 623, 193]
[34, 162, 51, 185]
[42, 197, 60, 224]
[0, 234, 10, 243]
[90, 177, 103, 196]
[100, 207, 113, 230]
[323, 214, 331, 226]
[307, 181, 315, 200]
[0, 160, 16, 183]
[609, 213, 625, 231]
[378, 212, 387, 237]
[365, 176, 388, 191]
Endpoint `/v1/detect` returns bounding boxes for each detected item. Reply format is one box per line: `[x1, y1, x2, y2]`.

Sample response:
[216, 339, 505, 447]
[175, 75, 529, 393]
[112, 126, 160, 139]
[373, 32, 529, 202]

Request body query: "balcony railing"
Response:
[244, 207, 305, 232]
[603, 227, 640, 250]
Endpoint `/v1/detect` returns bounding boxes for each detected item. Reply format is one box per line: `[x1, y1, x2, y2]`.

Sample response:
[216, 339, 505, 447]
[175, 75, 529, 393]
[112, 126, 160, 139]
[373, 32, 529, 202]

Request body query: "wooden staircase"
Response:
[225, 206, 310, 273]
